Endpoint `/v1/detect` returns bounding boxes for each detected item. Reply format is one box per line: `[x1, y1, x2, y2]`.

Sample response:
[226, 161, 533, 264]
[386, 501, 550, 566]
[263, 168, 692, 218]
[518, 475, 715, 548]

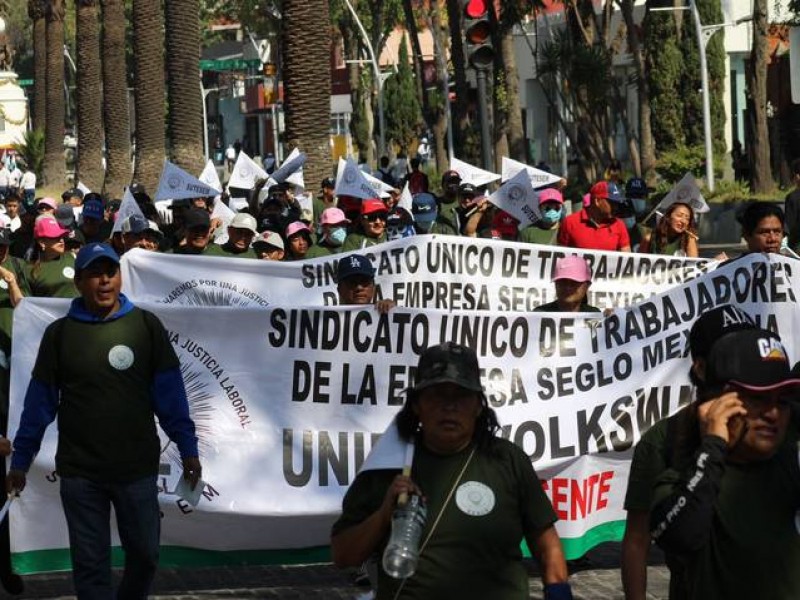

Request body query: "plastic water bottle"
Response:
[382, 494, 427, 579]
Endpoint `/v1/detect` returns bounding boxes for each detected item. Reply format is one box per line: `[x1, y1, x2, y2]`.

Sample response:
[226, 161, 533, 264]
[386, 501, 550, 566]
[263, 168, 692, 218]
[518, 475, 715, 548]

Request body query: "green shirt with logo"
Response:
[28, 253, 78, 298]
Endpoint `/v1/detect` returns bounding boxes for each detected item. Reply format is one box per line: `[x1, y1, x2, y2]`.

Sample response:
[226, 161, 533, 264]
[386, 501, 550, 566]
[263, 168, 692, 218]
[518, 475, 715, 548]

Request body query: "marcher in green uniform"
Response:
[331, 342, 573, 600]
[283, 221, 314, 261]
[204, 213, 258, 259]
[28, 217, 78, 298]
[649, 328, 800, 600]
[120, 214, 164, 253]
[430, 170, 462, 235]
[342, 199, 388, 252]
[533, 255, 600, 313]
[253, 231, 285, 261]
[519, 188, 564, 246]
[306, 207, 349, 259]
[621, 304, 755, 600]
[171, 208, 214, 255]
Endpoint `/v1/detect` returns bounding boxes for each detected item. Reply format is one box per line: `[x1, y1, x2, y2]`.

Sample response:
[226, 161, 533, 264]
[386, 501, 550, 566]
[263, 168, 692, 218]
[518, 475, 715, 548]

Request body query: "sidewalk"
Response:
[3, 543, 669, 599]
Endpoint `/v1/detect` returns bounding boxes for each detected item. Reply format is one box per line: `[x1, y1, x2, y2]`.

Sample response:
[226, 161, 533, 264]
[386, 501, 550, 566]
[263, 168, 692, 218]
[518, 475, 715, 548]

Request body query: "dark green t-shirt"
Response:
[342, 232, 387, 252]
[28, 253, 78, 298]
[533, 300, 601, 313]
[0, 257, 30, 358]
[203, 242, 258, 259]
[33, 307, 179, 483]
[624, 417, 670, 512]
[305, 244, 337, 259]
[333, 438, 556, 600]
[430, 201, 460, 236]
[519, 224, 559, 246]
[651, 428, 800, 600]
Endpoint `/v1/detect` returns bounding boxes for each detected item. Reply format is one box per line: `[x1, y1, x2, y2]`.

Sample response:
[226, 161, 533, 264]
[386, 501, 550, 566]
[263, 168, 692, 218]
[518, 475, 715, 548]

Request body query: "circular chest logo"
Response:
[108, 345, 135, 370]
[62, 266, 75, 279]
[455, 481, 495, 517]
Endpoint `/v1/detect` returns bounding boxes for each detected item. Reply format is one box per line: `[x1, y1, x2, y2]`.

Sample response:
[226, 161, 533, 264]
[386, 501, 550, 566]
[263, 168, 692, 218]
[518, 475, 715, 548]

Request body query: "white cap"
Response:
[229, 212, 258, 234]
[256, 230, 284, 251]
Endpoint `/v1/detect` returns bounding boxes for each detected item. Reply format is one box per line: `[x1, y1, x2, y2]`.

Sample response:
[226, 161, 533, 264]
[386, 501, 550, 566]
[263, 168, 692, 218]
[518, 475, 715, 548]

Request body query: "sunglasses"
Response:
[363, 212, 388, 222]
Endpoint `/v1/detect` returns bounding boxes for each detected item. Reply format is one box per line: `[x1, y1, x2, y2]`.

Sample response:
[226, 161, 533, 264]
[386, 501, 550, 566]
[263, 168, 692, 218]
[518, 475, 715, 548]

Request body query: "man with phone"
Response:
[649, 327, 800, 599]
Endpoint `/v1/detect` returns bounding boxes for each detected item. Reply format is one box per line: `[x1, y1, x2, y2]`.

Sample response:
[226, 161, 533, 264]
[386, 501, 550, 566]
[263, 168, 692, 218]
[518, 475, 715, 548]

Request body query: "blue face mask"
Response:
[623, 216, 636, 229]
[327, 227, 347, 246]
[541, 208, 562, 225]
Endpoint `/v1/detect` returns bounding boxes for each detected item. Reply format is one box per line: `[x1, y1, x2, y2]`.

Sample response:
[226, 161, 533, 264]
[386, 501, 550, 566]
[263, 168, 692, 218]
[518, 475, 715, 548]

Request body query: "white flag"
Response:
[363, 171, 394, 199]
[198, 160, 223, 201]
[112, 189, 147, 234]
[450, 157, 501, 188]
[501, 157, 562, 189]
[295, 192, 314, 215]
[334, 158, 377, 200]
[154, 161, 221, 201]
[656, 172, 710, 214]
[397, 182, 414, 220]
[286, 168, 305, 190]
[488, 169, 540, 226]
[271, 148, 307, 185]
[211, 199, 236, 244]
[228, 152, 268, 190]
[76, 181, 92, 195]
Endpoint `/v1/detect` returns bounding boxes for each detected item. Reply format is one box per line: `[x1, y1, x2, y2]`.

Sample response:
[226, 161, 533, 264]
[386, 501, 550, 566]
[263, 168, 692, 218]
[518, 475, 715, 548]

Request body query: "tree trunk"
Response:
[428, 3, 449, 172]
[282, 0, 332, 186]
[101, 0, 131, 195]
[500, 28, 525, 164]
[749, 0, 773, 193]
[445, 0, 469, 157]
[401, 0, 431, 132]
[75, 0, 104, 190]
[29, 0, 47, 131]
[621, 0, 655, 182]
[43, 0, 65, 187]
[131, 0, 165, 193]
[165, 0, 204, 174]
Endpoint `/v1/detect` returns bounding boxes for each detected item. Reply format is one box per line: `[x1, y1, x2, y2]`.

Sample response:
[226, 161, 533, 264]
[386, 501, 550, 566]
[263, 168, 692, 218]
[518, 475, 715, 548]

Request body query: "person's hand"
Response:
[375, 299, 396, 314]
[698, 391, 747, 445]
[182, 457, 202, 491]
[0, 438, 11, 457]
[379, 475, 422, 524]
[713, 252, 729, 262]
[6, 469, 25, 495]
[0, 266, 16, 287]
[209, 217, 222, 233]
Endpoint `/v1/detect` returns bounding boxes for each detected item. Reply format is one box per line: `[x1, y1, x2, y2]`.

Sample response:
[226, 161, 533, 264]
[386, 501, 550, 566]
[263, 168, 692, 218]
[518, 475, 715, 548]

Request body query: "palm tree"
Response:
[28, 0, 46, 131]
[282, 0, 331, 185]
[43, 0, 65, 187]
[100, 0, 131, 195]
[75, 0, 104, 190]
[132, 0, 165, 192]
[165, 0, 204, 174]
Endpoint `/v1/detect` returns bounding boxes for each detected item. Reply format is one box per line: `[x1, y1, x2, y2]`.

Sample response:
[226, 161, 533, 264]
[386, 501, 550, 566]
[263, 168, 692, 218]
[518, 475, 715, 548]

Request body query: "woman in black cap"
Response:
[331, 342, 572, 600]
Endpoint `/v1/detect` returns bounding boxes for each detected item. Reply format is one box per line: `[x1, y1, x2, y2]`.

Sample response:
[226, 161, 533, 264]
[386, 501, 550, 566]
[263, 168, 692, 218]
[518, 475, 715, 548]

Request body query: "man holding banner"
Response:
[7, 243, 201, 599]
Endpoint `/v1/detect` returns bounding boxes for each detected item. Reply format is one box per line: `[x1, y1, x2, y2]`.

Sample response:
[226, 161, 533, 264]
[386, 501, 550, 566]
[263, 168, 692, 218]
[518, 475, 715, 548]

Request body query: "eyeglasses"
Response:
[363, 212, 388, 222]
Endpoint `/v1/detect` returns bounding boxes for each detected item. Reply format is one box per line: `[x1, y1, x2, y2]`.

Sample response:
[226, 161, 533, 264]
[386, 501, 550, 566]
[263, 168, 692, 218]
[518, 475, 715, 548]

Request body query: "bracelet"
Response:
[543, 582, 574, 600]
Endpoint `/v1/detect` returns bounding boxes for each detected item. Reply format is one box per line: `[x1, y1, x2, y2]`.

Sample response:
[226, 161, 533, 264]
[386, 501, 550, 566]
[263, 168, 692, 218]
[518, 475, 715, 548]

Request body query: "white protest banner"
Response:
[154, 161, 221, 201]
[450, 157, 501, 188]
[655, 172, 710, 214]
[501, 156, 562, 189]
[489, 169, 541, 226]
[270, 148, 306, 187]
[397, 182, 414, 220]
[120, 236, 715, 311]
[334, 157, 376, 200]
[228, 151, 268, 190]
[198, 160, 223, 203]
[111, 188, 147, 234]
[10, 253, 800, 572]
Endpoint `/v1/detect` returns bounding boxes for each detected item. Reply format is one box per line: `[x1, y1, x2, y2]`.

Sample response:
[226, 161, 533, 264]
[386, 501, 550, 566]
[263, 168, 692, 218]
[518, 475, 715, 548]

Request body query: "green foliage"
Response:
[383, 38, 422, 154]
[645, 10, 684, 151]
[13, 128, 45, 180]
[655, 144, 723, 182]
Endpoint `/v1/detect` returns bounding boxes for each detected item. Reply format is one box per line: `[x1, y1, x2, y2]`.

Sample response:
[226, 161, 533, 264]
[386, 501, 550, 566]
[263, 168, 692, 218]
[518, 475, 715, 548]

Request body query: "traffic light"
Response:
[463, 0, 494, 69]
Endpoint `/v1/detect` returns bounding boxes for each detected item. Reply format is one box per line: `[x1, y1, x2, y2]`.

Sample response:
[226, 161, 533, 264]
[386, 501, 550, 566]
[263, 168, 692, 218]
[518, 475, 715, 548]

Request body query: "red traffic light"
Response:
[465, 0, 489, 19]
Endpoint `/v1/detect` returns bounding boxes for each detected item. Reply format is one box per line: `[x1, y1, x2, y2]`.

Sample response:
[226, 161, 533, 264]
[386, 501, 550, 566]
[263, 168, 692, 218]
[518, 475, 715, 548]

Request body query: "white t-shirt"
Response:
[8, 215, 20, 232]
[20, 170, 35, 190]
[0, 168, 9, 187]
[8, 168, 21, 188]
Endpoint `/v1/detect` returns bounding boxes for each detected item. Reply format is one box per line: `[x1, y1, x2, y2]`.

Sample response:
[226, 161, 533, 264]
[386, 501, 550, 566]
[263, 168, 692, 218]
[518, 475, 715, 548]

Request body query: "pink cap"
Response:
[361, 198, 387, 215]
[34, 216, 69, 239]
[37, 197, 58, 210]
[552, 255, 592, 283]
[320, 207, 350, 226]
[285, 221, 312, 238]
[538, 188, 563, 205]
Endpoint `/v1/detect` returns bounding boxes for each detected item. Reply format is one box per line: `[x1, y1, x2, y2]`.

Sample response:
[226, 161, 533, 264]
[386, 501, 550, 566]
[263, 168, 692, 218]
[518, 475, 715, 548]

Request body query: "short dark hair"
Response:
[380, 156, 390, 168]
[737, 201, 784, 237]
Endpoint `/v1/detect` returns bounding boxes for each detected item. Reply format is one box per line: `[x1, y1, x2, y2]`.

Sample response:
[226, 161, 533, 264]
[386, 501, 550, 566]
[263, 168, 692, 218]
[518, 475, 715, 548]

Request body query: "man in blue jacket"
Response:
[7, 242, 201, 598]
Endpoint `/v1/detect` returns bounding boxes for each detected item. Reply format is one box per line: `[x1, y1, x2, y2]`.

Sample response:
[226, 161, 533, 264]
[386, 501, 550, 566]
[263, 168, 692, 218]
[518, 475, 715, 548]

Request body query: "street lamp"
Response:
[341, 0, 386, 159]
[652, 3, 752, 193]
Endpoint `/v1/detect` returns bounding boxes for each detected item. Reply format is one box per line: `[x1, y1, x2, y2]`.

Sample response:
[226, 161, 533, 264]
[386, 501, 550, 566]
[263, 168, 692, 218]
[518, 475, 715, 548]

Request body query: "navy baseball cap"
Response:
[75, 243, 120, 271]
[82, 199, 104, 221]
[412, 193, 437, 225]
[414, 342, 483, 393]
[337, 253, 375, 282]
[625, 177, 649, 199]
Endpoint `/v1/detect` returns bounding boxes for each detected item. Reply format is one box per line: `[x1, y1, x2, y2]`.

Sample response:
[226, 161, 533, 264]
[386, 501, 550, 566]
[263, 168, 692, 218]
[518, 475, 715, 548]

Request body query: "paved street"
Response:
[3, 543, 669, 599]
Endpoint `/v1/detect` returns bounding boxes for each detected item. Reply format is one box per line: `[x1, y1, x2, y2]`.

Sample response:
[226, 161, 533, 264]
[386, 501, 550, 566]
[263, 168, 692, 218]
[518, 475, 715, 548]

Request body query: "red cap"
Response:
[361, 198, 387, 215]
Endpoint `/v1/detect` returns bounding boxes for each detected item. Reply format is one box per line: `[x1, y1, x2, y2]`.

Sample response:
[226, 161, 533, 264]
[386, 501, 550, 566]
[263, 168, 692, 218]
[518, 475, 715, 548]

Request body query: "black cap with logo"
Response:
[414, 342, 483, 393]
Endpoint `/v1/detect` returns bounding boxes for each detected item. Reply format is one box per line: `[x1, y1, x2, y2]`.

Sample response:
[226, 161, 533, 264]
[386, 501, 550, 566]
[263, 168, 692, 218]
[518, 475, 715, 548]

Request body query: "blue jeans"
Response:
[60, 475, 160, 600]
